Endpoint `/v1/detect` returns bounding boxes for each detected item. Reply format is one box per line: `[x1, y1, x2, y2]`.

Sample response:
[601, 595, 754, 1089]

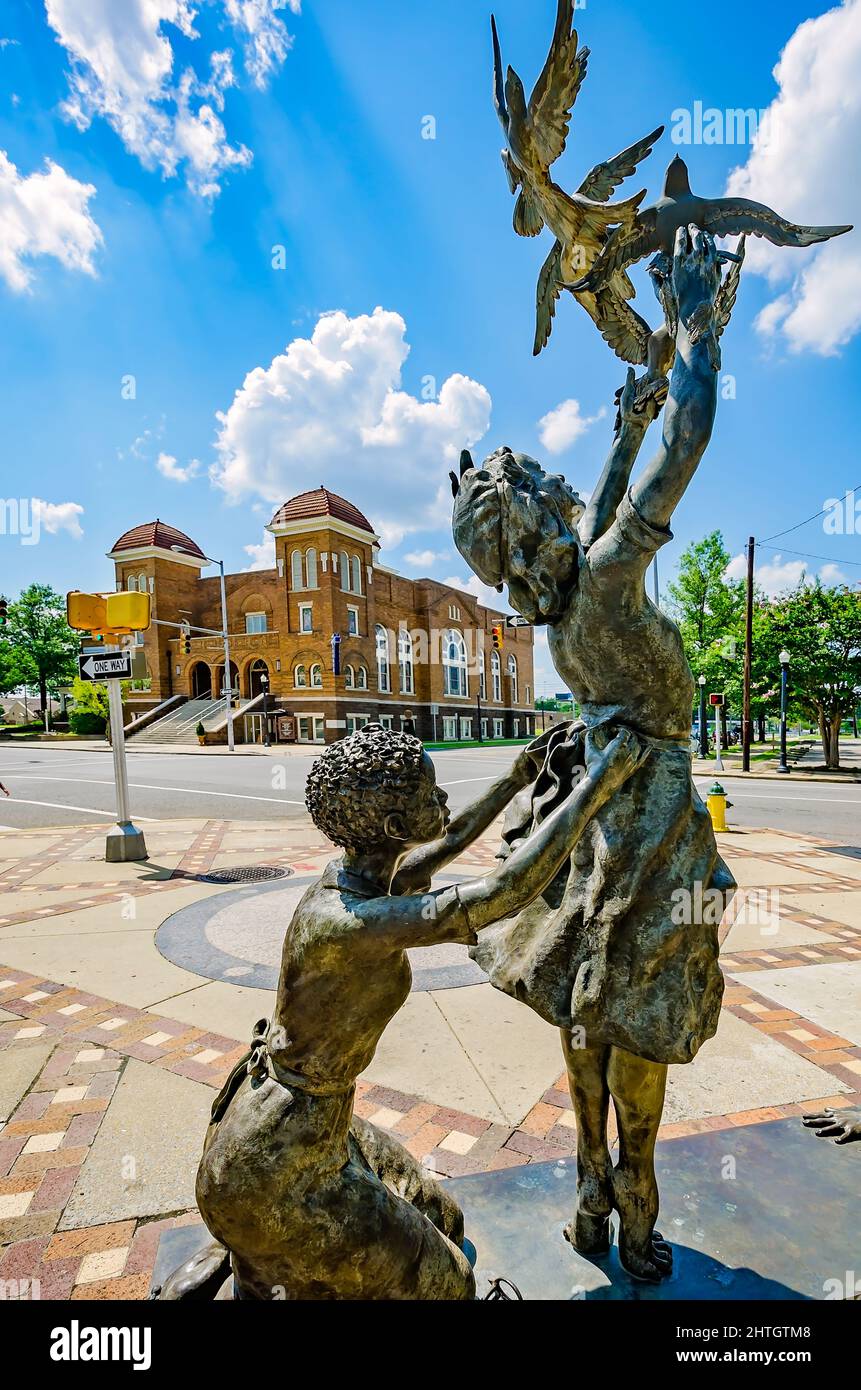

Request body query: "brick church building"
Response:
[108, 487, 536, 745]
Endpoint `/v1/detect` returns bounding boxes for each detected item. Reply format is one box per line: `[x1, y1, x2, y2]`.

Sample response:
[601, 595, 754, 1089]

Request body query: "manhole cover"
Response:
[200, 866, 293, 884]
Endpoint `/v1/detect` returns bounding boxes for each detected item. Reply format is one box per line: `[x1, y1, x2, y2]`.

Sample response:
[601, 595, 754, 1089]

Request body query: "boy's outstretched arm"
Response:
[458, 729, 647, 930]
[391, 726, 565, 896]
[356, 730, 647, 951]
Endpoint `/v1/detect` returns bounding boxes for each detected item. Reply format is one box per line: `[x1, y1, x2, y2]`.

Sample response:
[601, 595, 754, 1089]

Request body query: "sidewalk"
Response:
[692, 736, 861, 783]
[1, 814, 859, 1298]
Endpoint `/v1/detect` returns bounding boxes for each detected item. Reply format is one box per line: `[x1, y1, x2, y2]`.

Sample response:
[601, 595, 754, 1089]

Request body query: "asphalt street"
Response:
[1, 743, 860, 845]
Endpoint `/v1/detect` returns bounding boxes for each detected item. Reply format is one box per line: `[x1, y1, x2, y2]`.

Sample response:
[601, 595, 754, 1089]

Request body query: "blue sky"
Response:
[1, 0, 860, 694]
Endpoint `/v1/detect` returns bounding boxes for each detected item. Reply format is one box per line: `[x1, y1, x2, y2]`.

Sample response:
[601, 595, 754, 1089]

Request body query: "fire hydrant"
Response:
[706, 781, 731, 832]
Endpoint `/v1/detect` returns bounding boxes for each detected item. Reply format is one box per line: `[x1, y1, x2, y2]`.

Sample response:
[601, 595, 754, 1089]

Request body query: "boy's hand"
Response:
[585, 727, 648, 790]
[511, 723, 571, 786]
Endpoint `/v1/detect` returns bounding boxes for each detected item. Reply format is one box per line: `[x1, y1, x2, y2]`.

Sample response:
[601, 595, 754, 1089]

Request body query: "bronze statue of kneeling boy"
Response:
[156, 721, 646, 1300]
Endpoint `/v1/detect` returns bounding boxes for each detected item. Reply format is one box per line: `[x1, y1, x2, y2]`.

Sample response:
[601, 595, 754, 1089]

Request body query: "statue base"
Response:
[149, 1118, 859, 1300]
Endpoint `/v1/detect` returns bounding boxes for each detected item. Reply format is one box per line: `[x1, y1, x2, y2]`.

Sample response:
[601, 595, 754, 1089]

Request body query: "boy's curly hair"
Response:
[305, 723, 428, 852]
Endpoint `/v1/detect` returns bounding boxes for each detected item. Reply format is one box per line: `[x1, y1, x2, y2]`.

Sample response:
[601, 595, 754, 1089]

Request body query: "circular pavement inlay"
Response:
[155, 875, 487, 992]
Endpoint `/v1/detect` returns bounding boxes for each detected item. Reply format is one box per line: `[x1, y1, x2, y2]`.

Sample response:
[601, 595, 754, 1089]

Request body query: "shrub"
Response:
[69, 710, 106, 735]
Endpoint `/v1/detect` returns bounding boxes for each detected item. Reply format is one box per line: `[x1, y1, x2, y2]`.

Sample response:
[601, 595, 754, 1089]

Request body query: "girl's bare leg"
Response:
[606, 1046, 672, 1282]
[560, 1031, 613, 1254]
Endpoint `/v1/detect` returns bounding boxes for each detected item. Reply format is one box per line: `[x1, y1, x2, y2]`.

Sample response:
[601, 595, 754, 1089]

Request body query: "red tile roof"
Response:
[110, 521, 206, 560]
[269, 488, 374, 535]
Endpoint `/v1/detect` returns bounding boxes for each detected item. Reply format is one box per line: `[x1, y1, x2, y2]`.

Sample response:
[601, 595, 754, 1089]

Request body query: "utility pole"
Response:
[742, 535, 755, 773]
[651, 555, 660, 608]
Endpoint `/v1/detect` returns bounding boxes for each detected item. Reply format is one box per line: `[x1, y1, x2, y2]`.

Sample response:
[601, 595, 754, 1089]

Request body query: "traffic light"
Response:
[181, 634, 191, 656]
[67, 591, 105, 632]
[105, 590, 151, 633]
[0, 597, 7, 627]
[67, 590, 151, 635]
[491, 623, 503, 651]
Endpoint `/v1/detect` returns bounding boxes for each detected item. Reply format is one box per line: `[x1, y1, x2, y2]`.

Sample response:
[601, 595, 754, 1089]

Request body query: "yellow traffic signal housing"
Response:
[491, 623, 504, 650]
[67, 590, 151, 635]
[105, 591, 151, 633]
[67, 591, 106, 632]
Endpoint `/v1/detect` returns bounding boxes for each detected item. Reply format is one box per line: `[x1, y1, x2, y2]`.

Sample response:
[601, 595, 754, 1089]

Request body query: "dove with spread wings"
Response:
[492, 0, 664, 363]
[571, 153, 853, 297]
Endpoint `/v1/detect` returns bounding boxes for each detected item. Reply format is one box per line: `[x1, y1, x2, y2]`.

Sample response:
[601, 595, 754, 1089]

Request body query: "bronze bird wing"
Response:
[527, 0, 589, 174]
[534, 239, 564, 355]
[491, 15, 509, 134]
[591, 285, 652, 365]
[704, 198, 852, 248]
[569, 209, 659, 292]
[578, 125, 665, 202]
[715, 236, 746, 340]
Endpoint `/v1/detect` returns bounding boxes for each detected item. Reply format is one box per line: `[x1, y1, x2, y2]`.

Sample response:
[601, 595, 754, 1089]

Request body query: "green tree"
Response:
[0, 634, 26, 697]
[667, 531, 746, 741]
[4, 585, 79, 718]
[758, 582, 861, 769]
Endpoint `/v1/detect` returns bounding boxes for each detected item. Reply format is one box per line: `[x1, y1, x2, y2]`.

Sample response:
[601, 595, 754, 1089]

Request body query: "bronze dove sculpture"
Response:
[491, 0, 664, 362]
[572, 153, 852, 297]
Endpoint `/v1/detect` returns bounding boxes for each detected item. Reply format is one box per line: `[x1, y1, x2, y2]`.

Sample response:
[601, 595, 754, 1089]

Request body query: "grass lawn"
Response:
[424, 738, 532, 752]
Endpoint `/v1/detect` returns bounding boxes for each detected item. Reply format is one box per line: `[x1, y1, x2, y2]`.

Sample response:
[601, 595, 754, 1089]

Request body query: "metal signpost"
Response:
[68, 590, 151, 864]
[78, 647, 147, 863]
[710, 692, 725, 773]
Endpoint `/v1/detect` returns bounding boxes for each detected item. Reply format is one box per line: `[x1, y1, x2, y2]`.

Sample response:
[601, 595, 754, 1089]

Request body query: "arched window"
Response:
[305, 548, 317, 589]
[375, 625, 390, 693]
[290, 550, 303, 590]
[344, 664, 355, 689]
[127, 575, 138, 591]
[351, 555, 362, 595]
[398, 629, 414, 694]
[507, 654, 518, 704]
[443, 629, 468, 697]
[357, 664, 368, 690]
[310, 662, 323, 689]
[294, 664, 307, 688]
[491, 650, 501, 702]
[478, 647, 486, 700]
[138, 573, 147, 593]
[340, 550, 350, 592]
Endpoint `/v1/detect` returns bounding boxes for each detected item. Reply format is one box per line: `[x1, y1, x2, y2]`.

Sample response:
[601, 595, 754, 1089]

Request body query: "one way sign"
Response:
[78, 650, 132, 682]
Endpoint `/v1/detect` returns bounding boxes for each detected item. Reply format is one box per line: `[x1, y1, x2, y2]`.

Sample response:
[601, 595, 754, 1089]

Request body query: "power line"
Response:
[757, 542, 861, 570]
[760, 485, 861, 544]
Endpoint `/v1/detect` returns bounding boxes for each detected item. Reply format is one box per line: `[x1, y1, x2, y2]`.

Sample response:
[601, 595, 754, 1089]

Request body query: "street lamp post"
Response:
[698, 674, 708, 760]
[172, 547, 235, 752]
[777, 650, 791, 774]
[260, 673, 271, 748]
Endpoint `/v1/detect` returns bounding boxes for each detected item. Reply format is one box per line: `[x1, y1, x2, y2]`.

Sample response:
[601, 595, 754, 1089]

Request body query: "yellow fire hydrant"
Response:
[706, 781, 731, 832]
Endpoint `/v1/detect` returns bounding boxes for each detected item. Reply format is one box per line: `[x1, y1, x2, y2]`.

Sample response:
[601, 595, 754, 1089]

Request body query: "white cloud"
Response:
[224, 0, 299, 88]
[724, 550, 850, 597]
[537, 399, 606, 454]
[725, 0, 861, 355]
[44, 0, 292, 197]
[212, 307, 492, 544]
[242, 531, 276, 570]
[0, 150, 101, 291]
[818, 561, 850, 586]
[403, 548, 450, 568]
[156, 451, 201, 482]
[32, 498, 84, 538]
[441, 573, 508, 613]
